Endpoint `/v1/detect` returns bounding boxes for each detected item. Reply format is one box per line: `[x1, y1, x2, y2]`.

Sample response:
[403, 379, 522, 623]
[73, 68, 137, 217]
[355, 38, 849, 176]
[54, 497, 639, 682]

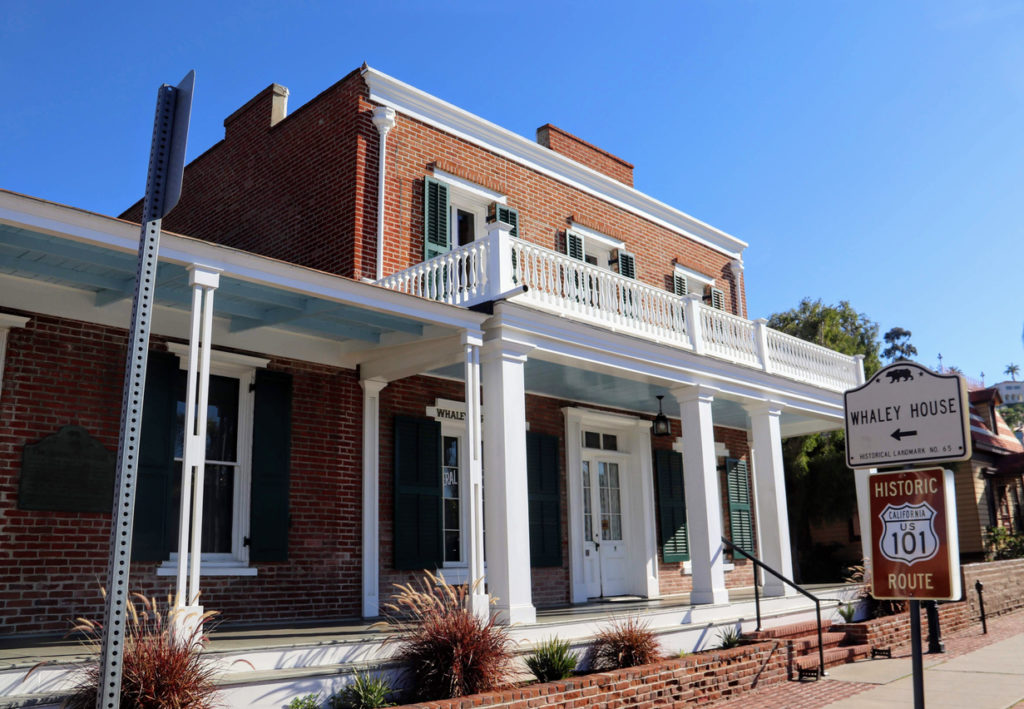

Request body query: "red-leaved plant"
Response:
[588, 616, 662, 670]
[381, 572, 513, 702]
[59, 592, 221, 709]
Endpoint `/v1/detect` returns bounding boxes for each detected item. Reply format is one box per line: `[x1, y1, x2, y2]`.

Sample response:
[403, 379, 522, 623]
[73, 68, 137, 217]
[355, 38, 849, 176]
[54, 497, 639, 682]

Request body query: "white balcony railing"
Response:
[377, 223, 862, 393]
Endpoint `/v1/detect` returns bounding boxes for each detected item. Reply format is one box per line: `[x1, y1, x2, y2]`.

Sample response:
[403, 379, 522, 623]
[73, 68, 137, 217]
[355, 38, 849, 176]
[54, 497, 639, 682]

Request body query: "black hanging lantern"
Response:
[653, 395, 671, 437]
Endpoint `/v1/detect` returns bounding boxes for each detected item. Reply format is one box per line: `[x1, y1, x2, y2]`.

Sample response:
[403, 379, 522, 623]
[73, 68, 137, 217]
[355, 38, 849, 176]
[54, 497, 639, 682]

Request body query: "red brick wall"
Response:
[121, 70, 376, 280]
[0, 313, 365, 635]
[536, 124, 634, 187]
[388, 110, 742, 313]
[123, 70, 744, 315]
[961, 559, 1024, 620]
[397, 641, 788, 709]
[843, 601, 973, 649]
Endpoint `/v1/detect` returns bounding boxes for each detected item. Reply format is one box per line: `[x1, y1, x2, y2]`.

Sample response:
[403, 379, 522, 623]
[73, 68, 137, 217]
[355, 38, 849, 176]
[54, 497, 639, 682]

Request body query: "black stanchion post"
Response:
[925, 600, 945, 653]
[910, 600, 925, 709]
[975, 580, 987, 634]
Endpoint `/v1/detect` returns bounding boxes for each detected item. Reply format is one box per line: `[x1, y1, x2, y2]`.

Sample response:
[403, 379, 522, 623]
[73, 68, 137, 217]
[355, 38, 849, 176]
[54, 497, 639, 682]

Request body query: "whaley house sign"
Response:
[844, 362, 970, 469]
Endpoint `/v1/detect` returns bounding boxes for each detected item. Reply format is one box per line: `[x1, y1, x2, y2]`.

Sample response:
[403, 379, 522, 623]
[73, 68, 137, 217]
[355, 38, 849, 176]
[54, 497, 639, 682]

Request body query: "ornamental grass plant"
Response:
[381, 572, 513, 702]
[524, 636, 577, 683]
[588, 616, 661, 671]
[59, 592, 221, 709]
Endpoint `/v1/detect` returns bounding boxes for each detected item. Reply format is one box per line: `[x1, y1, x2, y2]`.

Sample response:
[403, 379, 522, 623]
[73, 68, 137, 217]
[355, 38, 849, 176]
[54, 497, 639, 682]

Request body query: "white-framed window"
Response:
[427, 169, 511, 251]
[671, 263, 714, 298]
[156, 345, 268, 577]
[427, 399, 474, 578]
[565, 222, 632, 273]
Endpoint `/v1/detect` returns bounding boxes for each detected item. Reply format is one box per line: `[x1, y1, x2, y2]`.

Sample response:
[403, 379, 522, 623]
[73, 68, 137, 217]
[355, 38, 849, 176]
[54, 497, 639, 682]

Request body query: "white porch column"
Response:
[749, 402, 794, 596]
[672, 385, 728, 605]
[176, 265, 221, 613]
[854, 467, 876, 577]
[361, 377, 388, 618]
[462, 332, 489, 619]
[481, 333, 536, 624]
[0, 314, 30, 402]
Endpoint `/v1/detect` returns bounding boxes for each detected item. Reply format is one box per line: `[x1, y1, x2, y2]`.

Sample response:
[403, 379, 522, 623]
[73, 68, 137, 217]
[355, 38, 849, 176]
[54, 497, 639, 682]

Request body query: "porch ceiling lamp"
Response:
[653, 395, 671, 437]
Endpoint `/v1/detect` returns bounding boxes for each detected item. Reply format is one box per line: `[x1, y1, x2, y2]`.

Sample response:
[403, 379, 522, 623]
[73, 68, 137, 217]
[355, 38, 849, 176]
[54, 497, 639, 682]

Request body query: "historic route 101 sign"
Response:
[844, 362, 970, 469]
[869, 467, 961, 600]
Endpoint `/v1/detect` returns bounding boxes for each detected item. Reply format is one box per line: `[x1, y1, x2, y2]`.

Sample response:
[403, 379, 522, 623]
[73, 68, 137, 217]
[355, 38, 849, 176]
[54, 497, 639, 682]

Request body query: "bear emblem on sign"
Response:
[878, 502, 939, 565]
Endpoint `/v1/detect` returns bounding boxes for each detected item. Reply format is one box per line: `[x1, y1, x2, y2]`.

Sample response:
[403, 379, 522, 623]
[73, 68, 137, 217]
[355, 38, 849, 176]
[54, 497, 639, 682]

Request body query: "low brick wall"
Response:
[396, 642, 788, 708]
[843, 601, 973, 650]
[961, 559, 1024, 620]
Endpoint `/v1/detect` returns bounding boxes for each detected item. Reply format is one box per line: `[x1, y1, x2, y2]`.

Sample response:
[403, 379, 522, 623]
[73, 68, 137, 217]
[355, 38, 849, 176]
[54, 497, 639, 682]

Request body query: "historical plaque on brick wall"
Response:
[869, 467, 961, 601]
[19, 425, 116, 513]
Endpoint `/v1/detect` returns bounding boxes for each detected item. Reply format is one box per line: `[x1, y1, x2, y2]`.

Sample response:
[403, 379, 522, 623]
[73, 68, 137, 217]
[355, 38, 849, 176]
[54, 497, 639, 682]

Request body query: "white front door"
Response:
[581, 456, 629, 598]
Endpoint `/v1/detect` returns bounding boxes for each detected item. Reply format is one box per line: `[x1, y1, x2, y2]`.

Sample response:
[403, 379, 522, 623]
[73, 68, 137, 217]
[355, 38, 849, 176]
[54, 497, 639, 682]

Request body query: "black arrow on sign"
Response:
[891, 428, 918, 441]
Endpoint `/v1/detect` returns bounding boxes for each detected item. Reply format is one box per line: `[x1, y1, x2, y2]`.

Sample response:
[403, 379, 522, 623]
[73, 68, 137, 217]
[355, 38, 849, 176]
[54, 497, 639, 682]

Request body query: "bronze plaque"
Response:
[19, 425, 115, 513]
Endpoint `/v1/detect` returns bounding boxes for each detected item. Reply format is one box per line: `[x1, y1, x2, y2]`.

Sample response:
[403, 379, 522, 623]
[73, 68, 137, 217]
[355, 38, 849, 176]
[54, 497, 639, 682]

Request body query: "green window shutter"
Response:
[424, 177, 451, 260]
[490, 203, 519, 238]
[654, 449, 689, 562]
[132, 351, 179, 562]
[527, 432, 562, 567]
[708, 287, 725, 311]
[616, 251, 637, 279]
[393, 416, 443, 570]
[249, 370, 292, 562]
[673, 274, 688, 296]
[565, 231, 584, 261]
[726, 458, 754, 555]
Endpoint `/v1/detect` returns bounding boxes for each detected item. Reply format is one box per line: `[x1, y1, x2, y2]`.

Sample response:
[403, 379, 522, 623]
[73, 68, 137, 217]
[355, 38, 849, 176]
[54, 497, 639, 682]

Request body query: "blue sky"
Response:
[3, 1, 1023, 385]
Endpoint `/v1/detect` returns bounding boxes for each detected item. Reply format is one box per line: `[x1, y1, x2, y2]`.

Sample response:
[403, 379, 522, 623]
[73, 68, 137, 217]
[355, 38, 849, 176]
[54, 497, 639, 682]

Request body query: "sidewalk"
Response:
[708, 609, 1024, 709]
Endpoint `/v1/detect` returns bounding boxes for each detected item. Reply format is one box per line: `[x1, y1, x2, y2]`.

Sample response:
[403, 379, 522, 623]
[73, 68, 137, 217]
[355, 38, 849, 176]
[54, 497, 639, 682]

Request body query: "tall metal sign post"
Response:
[96, 71, 194, 709]
[844, 361, 970, 709]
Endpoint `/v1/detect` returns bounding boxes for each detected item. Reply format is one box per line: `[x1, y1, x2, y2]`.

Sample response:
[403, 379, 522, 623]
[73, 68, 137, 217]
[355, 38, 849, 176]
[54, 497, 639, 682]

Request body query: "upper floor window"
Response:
[564, 222, 636, 279]
[423, 172, 517, 260]
[673, 263, 725, 311]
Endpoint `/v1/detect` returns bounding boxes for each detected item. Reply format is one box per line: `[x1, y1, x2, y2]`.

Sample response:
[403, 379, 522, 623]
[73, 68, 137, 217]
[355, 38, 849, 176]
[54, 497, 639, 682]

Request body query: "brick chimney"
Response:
[223, 83, 289, 140]
[536, 124, 634, 186]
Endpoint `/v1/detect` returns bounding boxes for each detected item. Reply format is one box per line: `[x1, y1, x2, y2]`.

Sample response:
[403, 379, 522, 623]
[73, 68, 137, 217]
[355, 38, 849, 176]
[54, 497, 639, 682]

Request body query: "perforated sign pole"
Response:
[96, 71, 193, 709]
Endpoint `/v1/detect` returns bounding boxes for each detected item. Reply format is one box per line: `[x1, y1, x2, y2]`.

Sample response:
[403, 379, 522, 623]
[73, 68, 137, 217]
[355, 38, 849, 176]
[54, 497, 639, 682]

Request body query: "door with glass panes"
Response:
[580, 449, 629, 598]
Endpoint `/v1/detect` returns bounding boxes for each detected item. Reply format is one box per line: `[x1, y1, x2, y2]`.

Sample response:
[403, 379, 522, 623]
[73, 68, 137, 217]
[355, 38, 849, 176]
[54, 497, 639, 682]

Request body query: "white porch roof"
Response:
[0, 190, 489, 363]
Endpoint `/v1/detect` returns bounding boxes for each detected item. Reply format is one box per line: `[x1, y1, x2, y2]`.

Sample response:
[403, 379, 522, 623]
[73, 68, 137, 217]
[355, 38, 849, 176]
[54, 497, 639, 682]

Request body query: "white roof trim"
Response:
[568, 221, 624, 250]
[362, 66, 747, 260]
[431, 168, 506, 205]
[673, 263, 715, 287]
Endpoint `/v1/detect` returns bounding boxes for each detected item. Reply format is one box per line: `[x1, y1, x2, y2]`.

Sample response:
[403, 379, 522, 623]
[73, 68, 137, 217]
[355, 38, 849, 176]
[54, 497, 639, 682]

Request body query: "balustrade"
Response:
[377, 229, 860, 392]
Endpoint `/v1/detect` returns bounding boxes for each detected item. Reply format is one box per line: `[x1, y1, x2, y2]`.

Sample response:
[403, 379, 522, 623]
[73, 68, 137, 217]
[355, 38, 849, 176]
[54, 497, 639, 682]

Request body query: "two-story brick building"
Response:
[0, 65, 864, 637]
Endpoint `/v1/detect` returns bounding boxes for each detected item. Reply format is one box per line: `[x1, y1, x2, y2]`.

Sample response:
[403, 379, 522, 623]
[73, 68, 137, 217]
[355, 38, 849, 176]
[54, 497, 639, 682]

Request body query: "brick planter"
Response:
[394, 642, 789, 708]
[842, 601, 973, 650]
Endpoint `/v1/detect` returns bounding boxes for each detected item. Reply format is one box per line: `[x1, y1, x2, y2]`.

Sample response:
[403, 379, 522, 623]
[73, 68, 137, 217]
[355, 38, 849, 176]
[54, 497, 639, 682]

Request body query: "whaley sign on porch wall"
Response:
[844, 362, 970, 469]
[869, 467, 961, 600]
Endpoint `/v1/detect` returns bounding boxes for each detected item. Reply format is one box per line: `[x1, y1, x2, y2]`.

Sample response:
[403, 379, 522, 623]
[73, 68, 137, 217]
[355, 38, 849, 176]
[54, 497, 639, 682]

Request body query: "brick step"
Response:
[791, 643, 872, 680]
[744, 619, 835, 641]
[789, 631, 849, 653]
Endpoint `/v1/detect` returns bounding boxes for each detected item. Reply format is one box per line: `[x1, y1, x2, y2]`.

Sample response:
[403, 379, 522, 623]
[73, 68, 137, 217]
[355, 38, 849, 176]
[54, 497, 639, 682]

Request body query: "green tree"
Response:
[767, 299, 882, 582]
[881, 327, 918, 363]
[1005, 363, 1020, 382]
[768, 299, 881, 376]
[1000, 403, 1024, 431]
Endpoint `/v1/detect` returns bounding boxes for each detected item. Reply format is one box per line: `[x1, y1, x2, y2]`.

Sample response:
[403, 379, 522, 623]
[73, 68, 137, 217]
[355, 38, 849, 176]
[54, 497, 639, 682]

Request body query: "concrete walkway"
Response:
[823, 633, 1024, 708]
[709, 609, 1024, 709]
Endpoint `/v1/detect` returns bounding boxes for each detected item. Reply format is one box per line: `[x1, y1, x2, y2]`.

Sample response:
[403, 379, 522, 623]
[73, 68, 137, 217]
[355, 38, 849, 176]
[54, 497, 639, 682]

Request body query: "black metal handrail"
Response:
[721, 536, 826, 679]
